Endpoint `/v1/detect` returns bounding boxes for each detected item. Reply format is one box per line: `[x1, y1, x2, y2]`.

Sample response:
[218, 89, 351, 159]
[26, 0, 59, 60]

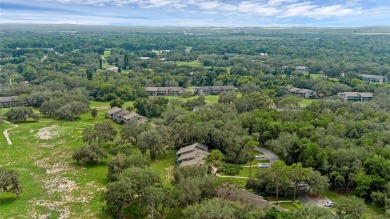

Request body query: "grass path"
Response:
[2, 120, 18, 145]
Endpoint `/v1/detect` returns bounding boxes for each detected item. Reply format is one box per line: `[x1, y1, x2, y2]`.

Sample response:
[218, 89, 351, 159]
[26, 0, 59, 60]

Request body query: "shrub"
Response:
[180, 91, 195, 98]
[72, 143, 107, 165]
[219, 164, 242, 175]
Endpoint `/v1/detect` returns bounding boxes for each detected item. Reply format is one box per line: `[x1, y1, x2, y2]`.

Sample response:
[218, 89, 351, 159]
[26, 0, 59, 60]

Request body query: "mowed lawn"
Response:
[175, 60, 204, 68]
[163, 95, 220, 104]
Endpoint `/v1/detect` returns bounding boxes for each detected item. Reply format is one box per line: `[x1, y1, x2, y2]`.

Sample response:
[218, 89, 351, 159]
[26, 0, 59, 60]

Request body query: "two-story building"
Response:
[145, 87, 185, 96]
[122, 112, 148, 124]
[287, 87, 317, 99]
[105, 107, 122, 119]
[0, 96, 28, 108]
[193, 86, 235, 95]
[295, 66, 309, 72]
[106, 107, 148, 125]
[112, 109, 130, 123]
[338, 92, 374, 102]
[358, 74, 388, 83]
[176, 143, 209, 167]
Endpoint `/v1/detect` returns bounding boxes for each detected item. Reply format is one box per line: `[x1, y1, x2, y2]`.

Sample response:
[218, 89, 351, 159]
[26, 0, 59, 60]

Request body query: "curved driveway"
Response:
[255, 146, 279, 166]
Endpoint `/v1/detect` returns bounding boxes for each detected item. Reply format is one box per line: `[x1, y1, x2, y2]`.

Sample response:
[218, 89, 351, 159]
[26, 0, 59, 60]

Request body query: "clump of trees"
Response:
[0, 168, 22, 196]
[102, 167, 175, 219]
[72, 142, 107, 165]
[247, 161, 329, 205]
[33, 88, 89, 120]
[4, 107, 39, 122]
[73, 122, 117, 165]
[133, 97, 169, 118]
[82, 122, 117, 144]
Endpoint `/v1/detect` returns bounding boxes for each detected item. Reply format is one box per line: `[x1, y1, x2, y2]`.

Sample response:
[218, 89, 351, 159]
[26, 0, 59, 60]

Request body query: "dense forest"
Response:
[0, 25, 390, 219]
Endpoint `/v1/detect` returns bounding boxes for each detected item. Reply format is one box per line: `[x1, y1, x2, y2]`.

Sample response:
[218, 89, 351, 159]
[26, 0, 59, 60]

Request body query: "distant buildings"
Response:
[106, 107, 148, 124]
[282, 66, 309, 72]
[338, 92, 374, 102]
[295, 66, 309, 72]
[176, 143, 209, 167]
[106, 67, 119, 73]
[145, 87, 185, 96]
[287, 87, 317, 99]
[144, 86, 236, 96]
[193, 86, 235, 95]
[0, 96, 28, 108]
[358, 74, 388, 83]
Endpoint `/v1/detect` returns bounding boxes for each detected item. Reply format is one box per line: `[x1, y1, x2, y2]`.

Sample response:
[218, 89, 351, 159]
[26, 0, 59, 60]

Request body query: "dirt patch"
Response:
[44, 177, 78, 194]
[29, 200, 70, 219]
[165, 166, 174, 182]
[34, 152, 71, 174]
[35, 125, 60, 140]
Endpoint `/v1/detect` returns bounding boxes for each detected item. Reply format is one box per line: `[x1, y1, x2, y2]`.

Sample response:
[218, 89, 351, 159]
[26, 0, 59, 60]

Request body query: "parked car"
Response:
[258, 163, 269, 168]
[325, 201, 335, 207]
[298, 182, 309, 187]
[255, 154, 265, 159]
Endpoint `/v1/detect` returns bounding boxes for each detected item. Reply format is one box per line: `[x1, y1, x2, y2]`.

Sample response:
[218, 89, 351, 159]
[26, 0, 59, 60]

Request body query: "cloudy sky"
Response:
[1, 0, 389, 26]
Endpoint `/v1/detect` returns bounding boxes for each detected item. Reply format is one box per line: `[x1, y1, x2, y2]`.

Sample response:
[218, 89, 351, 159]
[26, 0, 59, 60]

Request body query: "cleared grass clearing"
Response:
[150, 149, 176, 184]
[0, 115, 111, 218]
[175, 60, 204, 68]
[300, 99, 316, 107]
[310, 74, 327, 79]
[163, 95, 220, 104]
[102, 50, 111, 58]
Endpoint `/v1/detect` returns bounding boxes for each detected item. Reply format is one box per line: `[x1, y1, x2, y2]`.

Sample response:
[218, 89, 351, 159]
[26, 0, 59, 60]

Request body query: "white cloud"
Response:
[37, 0, 381, 19]
[2, 0, 389, 26]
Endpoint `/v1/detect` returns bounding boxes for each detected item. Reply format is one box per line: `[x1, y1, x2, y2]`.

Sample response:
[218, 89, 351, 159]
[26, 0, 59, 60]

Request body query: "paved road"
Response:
[255, 146, 280, 166]
[298, 191, 333, 208]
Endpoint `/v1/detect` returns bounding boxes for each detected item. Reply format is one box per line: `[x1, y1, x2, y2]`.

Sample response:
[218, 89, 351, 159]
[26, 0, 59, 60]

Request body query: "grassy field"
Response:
[300, 99, 316, 107]
[175, 60, 204, 68]
[310, 74, 327, 79]
[163, 95, 220, 104]
[0, 110, 111, 218]
[101, 50, 115, 68]
[0, 102, 178, 218]
[0, 98, 215, 218]
[102, 50, 111, 58]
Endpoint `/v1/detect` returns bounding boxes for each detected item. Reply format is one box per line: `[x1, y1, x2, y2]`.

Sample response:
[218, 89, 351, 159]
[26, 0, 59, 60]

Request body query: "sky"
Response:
[0, 0, 389, 27]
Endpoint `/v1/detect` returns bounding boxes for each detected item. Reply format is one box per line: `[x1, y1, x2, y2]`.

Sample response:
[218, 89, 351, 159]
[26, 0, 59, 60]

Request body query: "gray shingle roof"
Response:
[176, 142, 208, 155]
[179, 157, 206, 167]
[106, 107, 122, 115]
[0, 96, 18, 103]
[177, 150, 209, 162]
[114, 109, 130, 117]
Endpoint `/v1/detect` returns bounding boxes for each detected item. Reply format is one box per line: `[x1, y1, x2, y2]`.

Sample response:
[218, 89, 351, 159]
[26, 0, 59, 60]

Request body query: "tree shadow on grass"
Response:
[0, 195, 19, 205]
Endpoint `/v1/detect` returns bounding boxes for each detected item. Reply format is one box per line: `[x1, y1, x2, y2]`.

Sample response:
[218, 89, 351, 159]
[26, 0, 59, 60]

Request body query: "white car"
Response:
[258, 163, 269, 168]
[298, 182, 309, 187]
[255, 154, 265, 159]
[325, 201, 335, 207]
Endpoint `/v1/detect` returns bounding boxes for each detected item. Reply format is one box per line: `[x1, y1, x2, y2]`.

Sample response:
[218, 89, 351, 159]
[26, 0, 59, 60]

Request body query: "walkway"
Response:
[216, 174, 249, 179]
[2, 120, 18, 145]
